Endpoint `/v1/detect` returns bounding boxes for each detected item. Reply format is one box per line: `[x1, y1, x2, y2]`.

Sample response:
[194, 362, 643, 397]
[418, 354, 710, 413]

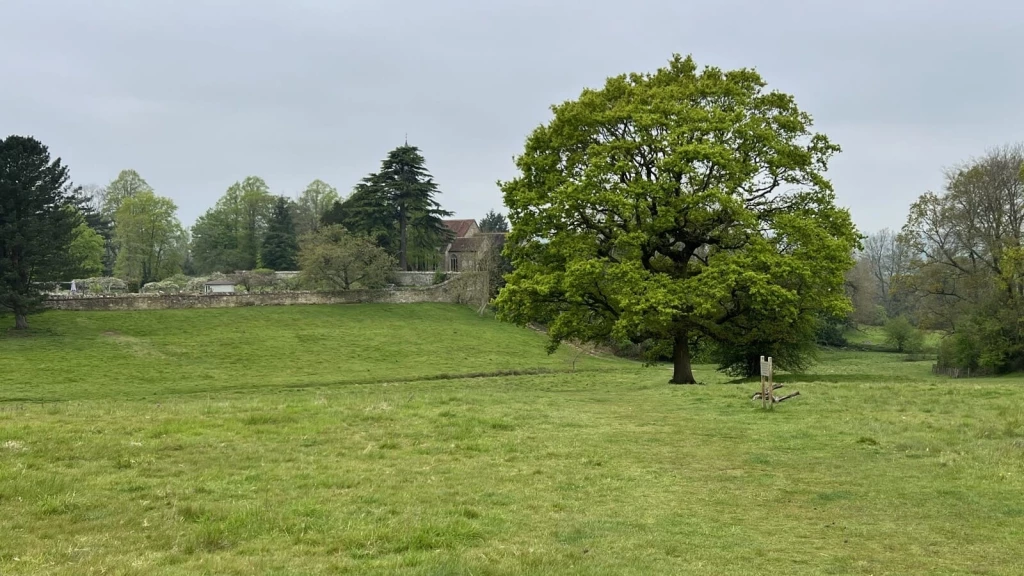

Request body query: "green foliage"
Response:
[190, 177, 275, 273]
[479, 209, 509, 233]
[815, 313, 850, 347]
[140, 274, 190, 294]
[324, 145, 452, 270]
[101, 169, 152, 218]
[233, 268, 278, 292]
[260, 196, 300, 270]
[476, 234, 512, 300]
[190, 205, 249, 274]
[0, 135, 80, 328]
[937, 334, 981, 373]
[495, 55, 859, 383]
[113, 191, 187, 286]
[295, 179, 339, 236]
[73, 276, 128, 294]
[299, 225, 395, 291]
[901, 145, 1024, 372]
[323, 182, 396, 252]
[73, 185, 116, 275]
[936, 310, 1023, 374]
[712, 317, 819, 377]
[69, 218, 106, 277]
[883, 316, 924, 353]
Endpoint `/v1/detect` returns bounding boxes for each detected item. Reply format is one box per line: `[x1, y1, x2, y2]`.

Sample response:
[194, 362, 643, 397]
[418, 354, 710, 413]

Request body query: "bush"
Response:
[815, 314, 849, 347]
[141, 275, 190, 294]
[234, 269, 278, 292]
[937, 334, 979, 372]
[883, 316, 924, 353]
[185, 276, 211, 293]
[75, 277, 128, 294]
[433, 269, 448, 285]
[712, 337, 817, 378]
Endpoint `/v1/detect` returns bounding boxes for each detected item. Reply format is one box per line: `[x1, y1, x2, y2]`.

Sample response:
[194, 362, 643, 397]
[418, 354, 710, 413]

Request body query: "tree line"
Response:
[1, 136, 507, 329]
[847, 145, 1024, 374]
[10, 52, 1019, 384]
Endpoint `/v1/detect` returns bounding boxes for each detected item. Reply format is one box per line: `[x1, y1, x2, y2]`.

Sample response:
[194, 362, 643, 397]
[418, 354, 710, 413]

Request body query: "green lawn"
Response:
[2, 305, 1023, 575]
[0, 305, 615, 402]
[844, 324, 943, 353]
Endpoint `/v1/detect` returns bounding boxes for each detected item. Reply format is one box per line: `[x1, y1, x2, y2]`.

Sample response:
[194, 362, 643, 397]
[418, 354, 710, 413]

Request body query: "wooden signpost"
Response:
[752, 356, 800, 408]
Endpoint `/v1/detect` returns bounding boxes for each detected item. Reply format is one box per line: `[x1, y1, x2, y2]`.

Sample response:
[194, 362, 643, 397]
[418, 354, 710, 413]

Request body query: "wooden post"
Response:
[760, 356, 770, 409]
[752, 355, 798, 406]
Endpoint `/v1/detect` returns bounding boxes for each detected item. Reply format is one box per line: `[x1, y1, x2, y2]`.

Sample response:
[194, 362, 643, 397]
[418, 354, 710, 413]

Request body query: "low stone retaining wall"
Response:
[44, 277, 483, 312]
[391, 271, 440, 287]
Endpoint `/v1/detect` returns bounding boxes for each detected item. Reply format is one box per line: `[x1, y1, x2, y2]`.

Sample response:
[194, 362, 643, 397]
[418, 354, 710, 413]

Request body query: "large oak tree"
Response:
[496, 55, 859, 384]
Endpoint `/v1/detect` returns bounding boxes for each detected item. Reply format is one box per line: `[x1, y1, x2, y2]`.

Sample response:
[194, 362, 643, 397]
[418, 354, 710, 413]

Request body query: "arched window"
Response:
[450, 255, 459, 272]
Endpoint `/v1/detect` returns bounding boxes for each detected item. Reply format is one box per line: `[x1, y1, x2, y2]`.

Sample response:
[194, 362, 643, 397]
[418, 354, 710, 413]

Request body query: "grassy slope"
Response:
[1, 305, 1023, 575]
[844, 325, 943, 352]
[0, 305, 615, 402]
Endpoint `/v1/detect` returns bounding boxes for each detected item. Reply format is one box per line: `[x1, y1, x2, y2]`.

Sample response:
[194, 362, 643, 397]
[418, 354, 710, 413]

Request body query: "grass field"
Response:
[0, 305, 616, 403]
[844, 324, 943, 353]
[2, 305, 1024, 575]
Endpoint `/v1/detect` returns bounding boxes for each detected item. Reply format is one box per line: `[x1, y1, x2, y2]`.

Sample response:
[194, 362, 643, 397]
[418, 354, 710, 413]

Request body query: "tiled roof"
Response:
[443, 219, 477, 238]
[449, 233, 506, 253]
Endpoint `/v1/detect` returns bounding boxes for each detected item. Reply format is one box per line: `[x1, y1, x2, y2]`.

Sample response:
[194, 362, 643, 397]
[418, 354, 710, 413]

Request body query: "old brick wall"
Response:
[44, 275, 485, 312]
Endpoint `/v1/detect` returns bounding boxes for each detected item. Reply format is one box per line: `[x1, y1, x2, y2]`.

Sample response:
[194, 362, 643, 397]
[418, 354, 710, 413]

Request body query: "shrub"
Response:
[234, 269, 278, 293]
[141, 275, 191, 294]
[883, 316, 924, 353]
[75, 277, 128, 294]
[815, 314, 849, 347]
[185, 276, 211, 293]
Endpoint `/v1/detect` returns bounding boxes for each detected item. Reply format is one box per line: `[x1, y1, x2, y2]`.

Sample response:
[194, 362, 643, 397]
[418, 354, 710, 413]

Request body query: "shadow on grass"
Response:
[0, 366, 613, 404]
[724, 373, 921, 385]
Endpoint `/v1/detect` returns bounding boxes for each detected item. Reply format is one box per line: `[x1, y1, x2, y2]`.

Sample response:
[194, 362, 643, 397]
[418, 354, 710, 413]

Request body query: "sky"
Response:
[2, 0, 1022, 233]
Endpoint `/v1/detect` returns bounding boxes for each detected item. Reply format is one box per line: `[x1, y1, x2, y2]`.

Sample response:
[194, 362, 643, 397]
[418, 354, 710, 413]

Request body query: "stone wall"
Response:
[44, 275, 484, 312]
[391, 271, 439, 287]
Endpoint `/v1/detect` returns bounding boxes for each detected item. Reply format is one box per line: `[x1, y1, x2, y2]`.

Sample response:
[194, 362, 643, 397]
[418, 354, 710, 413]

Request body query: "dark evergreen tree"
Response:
[479, 209, 509, 233]
[260, 196, 300, 270]
[0, 135, 80, 329]
[378, 145, 452, 269]
[322, 178, 399, 254]
[326, 145, 452, 270]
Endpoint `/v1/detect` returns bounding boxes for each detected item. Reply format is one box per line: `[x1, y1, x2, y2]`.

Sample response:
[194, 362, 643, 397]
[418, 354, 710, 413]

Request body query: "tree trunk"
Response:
[14, 314, 29, 330]
[670, 331, 697, 384]
[399, 209, 408, 271]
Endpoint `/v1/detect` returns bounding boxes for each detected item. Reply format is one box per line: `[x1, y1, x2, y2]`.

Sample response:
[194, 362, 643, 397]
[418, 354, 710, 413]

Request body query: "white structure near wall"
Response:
[203, 279, 237, 294]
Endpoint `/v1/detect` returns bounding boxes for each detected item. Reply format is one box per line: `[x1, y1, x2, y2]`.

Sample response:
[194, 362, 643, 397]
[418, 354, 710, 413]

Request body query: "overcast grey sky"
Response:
[2, 0, 1022, 233]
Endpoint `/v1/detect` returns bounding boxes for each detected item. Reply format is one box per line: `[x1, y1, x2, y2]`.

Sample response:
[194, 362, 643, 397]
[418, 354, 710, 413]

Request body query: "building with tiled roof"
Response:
[443, 219, 479, 240]
[440, 219, 505, 272]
